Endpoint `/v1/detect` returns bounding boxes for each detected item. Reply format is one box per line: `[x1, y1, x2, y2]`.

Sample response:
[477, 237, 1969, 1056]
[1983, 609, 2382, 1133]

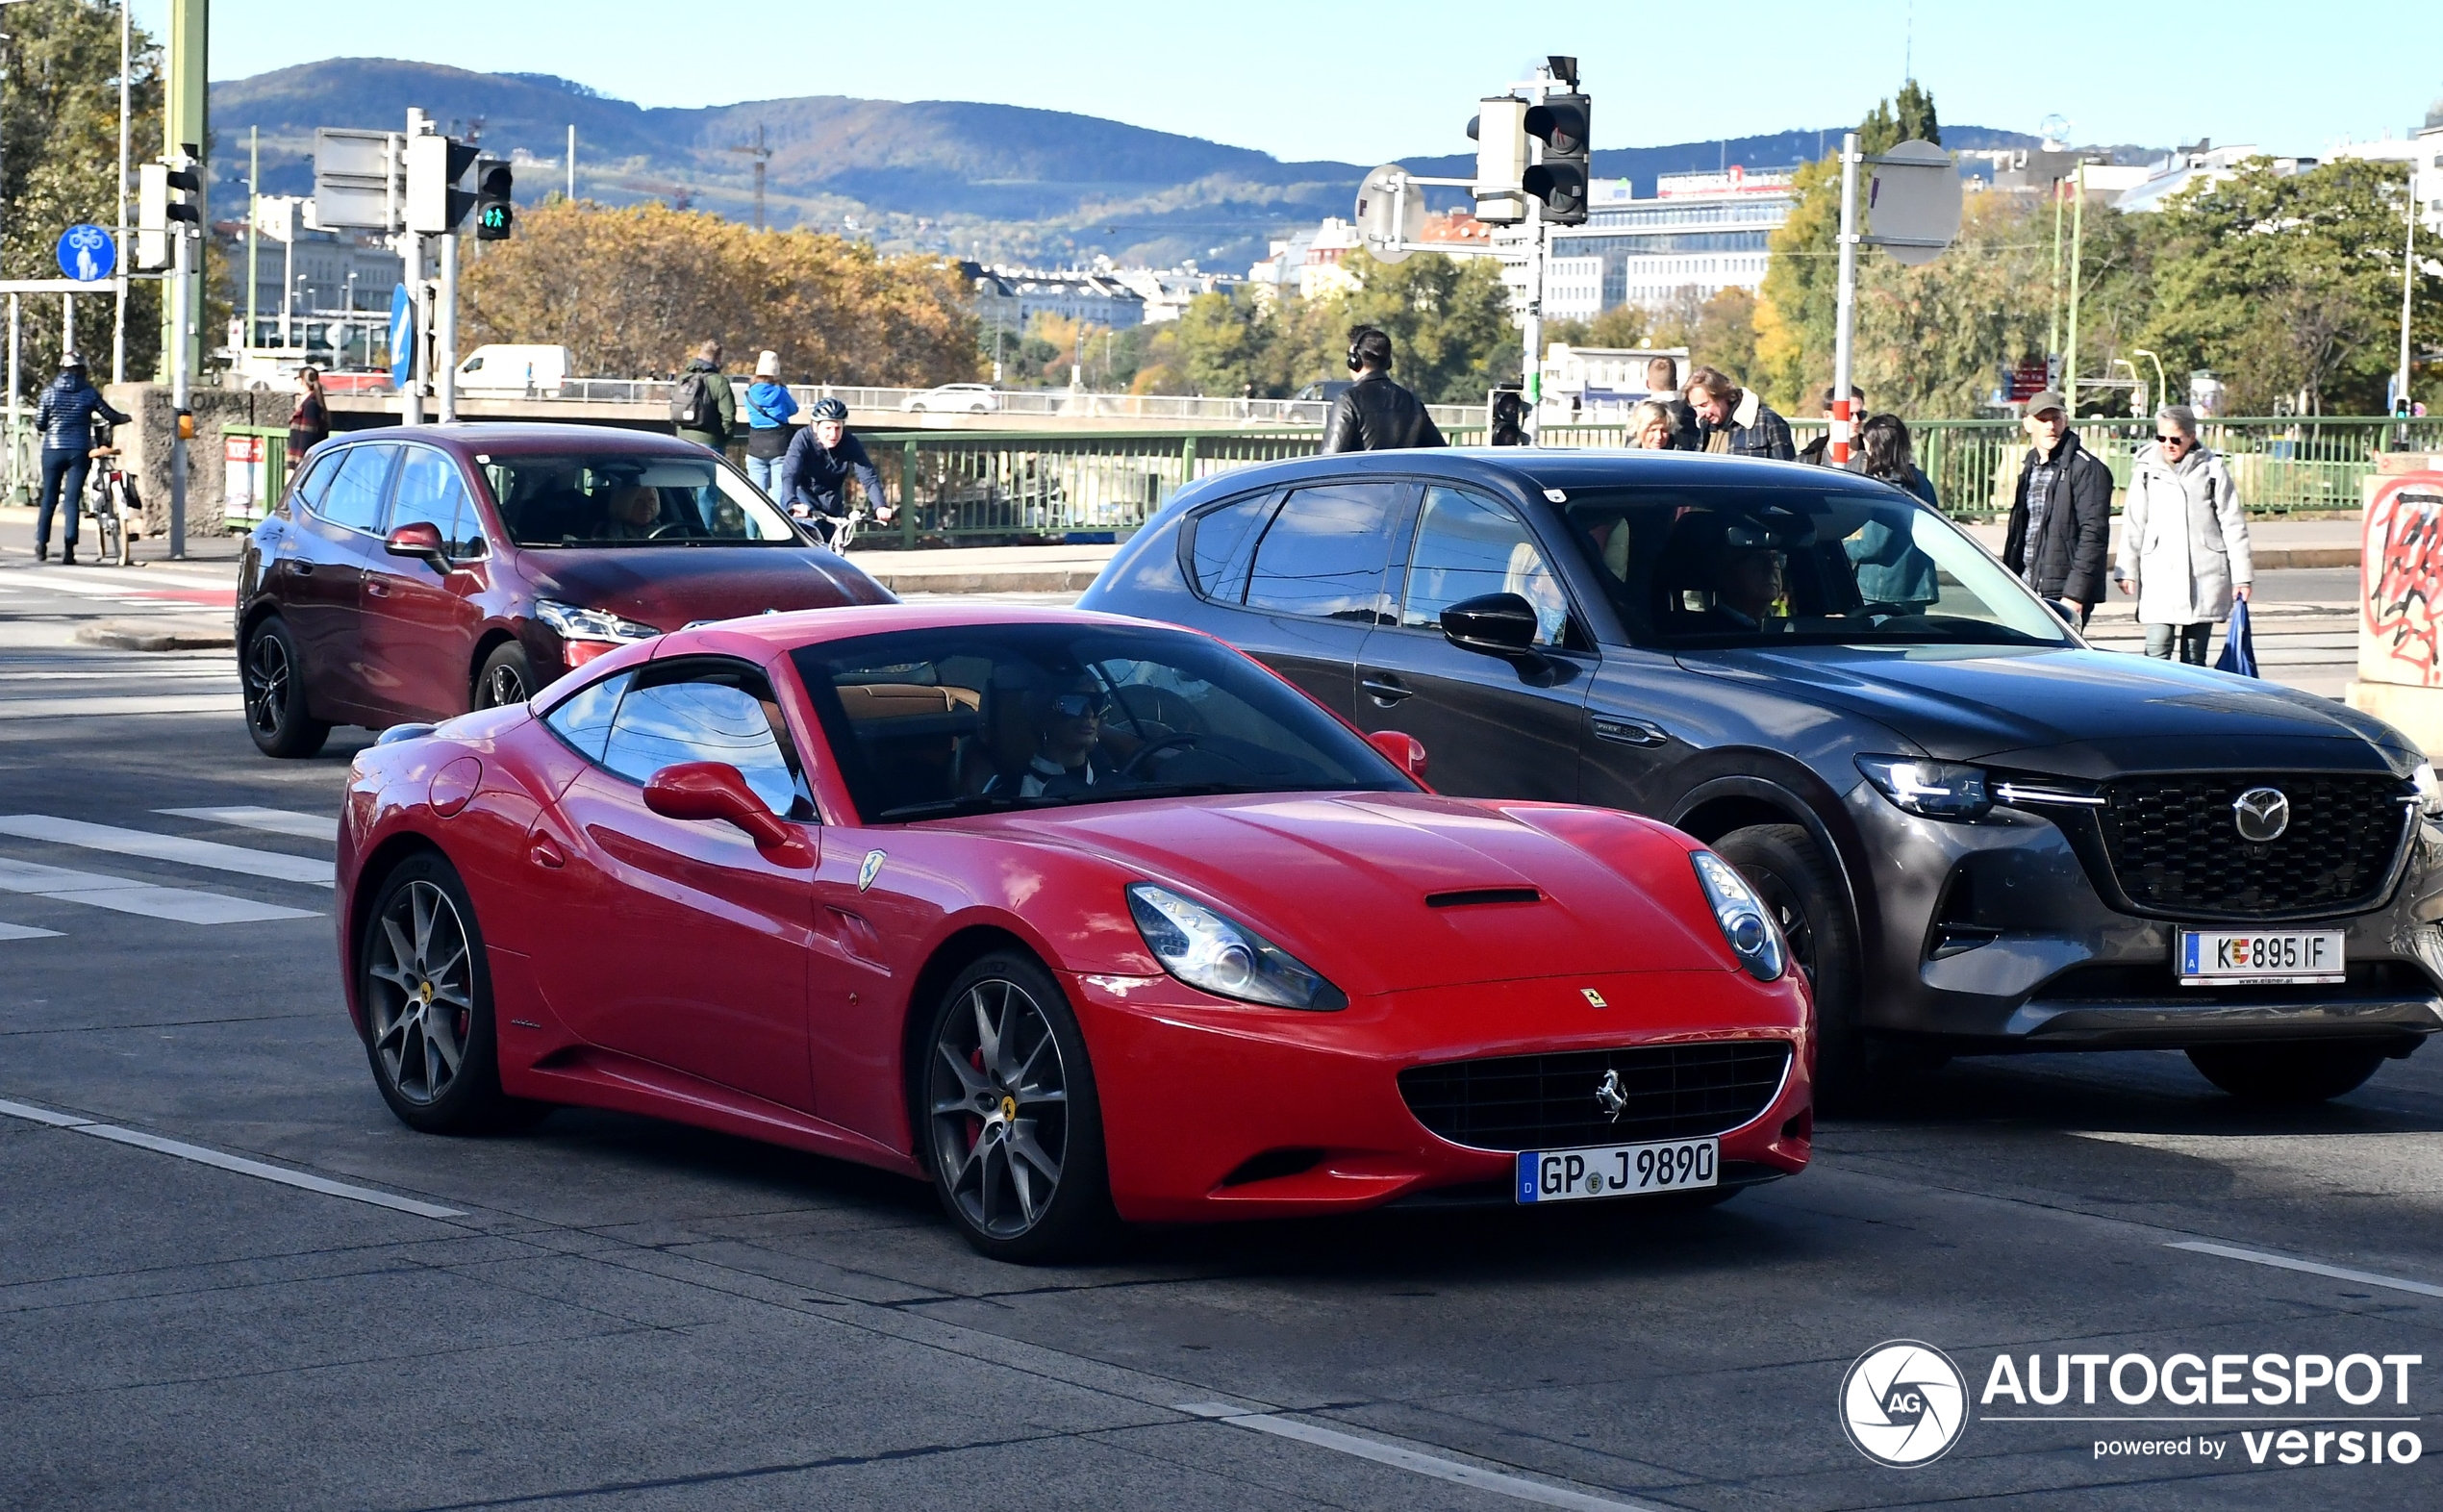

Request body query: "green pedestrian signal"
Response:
[475, 163, 515, 240]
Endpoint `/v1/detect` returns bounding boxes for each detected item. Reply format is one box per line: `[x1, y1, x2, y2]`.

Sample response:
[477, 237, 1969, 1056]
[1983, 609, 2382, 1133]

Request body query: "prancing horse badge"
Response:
[858, 849, 887, 892]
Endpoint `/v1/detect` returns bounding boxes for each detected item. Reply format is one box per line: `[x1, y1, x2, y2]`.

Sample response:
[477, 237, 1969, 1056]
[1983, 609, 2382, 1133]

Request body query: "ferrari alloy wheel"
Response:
[241, 617, 330, 759]
[360, 853, 526, 1134]
[923, 953, 1112, 1262]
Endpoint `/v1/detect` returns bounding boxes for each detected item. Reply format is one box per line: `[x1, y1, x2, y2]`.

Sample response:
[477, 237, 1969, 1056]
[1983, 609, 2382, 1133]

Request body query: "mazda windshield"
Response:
[1563, 486, 2072, 648]
[483, 453, 804, 547]
[793, 623, 1415, 823]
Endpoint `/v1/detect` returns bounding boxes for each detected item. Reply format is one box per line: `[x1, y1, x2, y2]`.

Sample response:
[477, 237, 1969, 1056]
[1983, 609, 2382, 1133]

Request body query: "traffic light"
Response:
[1524, 93, 1592, 224]
[137, 158, 202, 270]
[474, 162, 515, 240]
[405, 133, 481, 233]
[1470, 96, 1529, 226]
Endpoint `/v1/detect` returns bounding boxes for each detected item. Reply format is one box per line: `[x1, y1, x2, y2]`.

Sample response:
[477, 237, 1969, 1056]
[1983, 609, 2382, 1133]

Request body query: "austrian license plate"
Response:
[1515, 1138, 1718, 1204]
[2176, 929, 2346, 986]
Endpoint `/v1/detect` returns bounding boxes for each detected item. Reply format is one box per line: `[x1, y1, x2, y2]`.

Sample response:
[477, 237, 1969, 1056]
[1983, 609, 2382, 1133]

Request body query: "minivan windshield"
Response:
[1563, 485, 2072, 649]
[483, 453, 803, 547]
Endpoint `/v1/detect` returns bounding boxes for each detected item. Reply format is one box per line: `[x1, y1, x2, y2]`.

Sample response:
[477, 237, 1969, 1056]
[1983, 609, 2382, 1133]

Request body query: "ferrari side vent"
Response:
[1220, 1147, 1325, 1187]
[1425, 887, 1541, 909]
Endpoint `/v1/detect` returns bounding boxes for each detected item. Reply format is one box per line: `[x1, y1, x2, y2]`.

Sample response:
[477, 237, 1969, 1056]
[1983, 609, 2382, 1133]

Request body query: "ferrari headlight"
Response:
[534, 598, 661, 644]
[1855, 754, 1992, 820]
[2414, 762, 2443, 821]
[1125, 884, 1346, 1011]
[1691, 850, 1787, 982]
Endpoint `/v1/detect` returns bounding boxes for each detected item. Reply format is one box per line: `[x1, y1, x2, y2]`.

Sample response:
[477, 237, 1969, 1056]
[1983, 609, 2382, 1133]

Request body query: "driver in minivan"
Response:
[599, 484, 667, 542]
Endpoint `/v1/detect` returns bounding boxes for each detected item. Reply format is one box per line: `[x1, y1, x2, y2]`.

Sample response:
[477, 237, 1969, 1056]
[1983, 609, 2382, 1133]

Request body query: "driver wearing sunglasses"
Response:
[985, 673, 1123, 798]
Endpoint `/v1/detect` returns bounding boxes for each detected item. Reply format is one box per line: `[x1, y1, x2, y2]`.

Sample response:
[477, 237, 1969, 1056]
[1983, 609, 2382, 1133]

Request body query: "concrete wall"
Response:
[103, 384, 289, 545]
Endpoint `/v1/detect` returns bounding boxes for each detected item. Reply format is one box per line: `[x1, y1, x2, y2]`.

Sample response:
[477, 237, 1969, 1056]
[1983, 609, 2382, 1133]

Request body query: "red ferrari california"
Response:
[338, 606, 1813, 1260]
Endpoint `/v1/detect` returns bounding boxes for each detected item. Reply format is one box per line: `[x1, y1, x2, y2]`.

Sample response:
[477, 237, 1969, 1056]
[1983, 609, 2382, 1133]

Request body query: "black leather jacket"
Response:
[1321, 371, 1447, 454]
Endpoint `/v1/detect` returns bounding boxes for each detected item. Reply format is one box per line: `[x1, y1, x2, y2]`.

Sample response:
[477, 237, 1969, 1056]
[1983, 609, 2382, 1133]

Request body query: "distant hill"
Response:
[206, 60, 2056, 268]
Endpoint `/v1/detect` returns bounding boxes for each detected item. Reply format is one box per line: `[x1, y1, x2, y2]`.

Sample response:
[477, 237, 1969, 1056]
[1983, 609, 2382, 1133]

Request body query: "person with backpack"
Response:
[742, 350, 798, 495]
[33, 352, 131, 565]
[671, 340, 736, 453]
[779, 397, 891, 545]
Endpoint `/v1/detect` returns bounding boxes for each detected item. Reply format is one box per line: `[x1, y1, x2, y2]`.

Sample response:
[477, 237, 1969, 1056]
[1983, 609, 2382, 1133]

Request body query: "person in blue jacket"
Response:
[1843, 413, 1941, 609]
[34, 353, 131, 565]
[778, 398, 891, 545]
[741, 350, 798, 496]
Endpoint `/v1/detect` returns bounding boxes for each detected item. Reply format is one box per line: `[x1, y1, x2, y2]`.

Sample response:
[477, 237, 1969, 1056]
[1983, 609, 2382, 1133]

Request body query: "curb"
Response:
[867, 567, 1105, 595]
[74, 619, 235, 652]
[2253, 547, 2357, 570]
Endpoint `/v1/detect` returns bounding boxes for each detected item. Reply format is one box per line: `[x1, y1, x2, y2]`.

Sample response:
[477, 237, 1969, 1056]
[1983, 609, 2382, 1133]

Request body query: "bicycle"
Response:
[790, 493, 893, 552]
[82, 423, 141, 567]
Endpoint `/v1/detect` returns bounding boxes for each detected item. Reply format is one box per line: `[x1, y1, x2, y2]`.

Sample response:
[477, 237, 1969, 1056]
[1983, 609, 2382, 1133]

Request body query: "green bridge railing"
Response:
[864, 417, 2443, 544]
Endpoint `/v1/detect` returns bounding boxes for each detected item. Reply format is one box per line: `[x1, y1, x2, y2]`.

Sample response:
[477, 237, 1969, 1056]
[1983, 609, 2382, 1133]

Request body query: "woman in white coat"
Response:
[2114, 406, 2251, 664]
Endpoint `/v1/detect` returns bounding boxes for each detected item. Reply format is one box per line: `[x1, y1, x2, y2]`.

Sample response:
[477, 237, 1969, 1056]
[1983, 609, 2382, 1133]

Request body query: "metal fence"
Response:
[541, 375, 1476, 431]
[862, 416, 2443, 543]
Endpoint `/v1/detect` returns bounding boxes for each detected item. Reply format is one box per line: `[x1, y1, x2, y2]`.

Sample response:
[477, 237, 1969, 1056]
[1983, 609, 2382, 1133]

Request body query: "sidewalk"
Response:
[1958, 517, 2361, 571]
[845, 542, 1119, 595]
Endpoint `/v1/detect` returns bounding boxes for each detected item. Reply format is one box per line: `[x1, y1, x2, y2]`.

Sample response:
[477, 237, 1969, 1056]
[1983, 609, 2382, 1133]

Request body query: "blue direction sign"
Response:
[56, 224, 116, 283]
[389, 284, 415, 391]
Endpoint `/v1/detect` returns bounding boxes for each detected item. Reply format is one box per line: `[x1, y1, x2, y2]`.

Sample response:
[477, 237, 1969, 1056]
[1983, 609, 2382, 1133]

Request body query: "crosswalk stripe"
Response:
[0, 694, 244, 718]
[0, 857, 317, 924]
[0, 920, 65, 941]
[0, 815, 335, 886]
[157, 806, 339, 843]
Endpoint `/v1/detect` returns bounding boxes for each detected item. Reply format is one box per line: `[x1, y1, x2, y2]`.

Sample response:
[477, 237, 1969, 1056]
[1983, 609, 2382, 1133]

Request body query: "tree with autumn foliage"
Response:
[460, 199, 981, 385]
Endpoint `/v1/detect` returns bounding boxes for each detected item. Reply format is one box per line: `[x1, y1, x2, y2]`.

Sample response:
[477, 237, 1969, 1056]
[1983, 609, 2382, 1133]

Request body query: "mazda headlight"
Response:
[1690, 850, 1787, 982]
[2414, 762, 2443, 822]
[1855, 754, 1991, 820]
[1125, 884, 1346, 1010]
[534, 599, 661, 644]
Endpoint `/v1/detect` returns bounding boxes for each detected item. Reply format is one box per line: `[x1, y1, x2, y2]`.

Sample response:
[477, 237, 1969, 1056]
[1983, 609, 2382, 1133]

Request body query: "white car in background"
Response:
[902, 383, 1001, 414]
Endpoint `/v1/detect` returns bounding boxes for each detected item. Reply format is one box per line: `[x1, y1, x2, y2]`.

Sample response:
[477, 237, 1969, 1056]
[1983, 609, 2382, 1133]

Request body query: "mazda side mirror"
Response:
[383, 520, 451, 573]
[1441, 592, 1546, 668]
[643, 761, 811, 864]
[1368, 729, 1429, 784]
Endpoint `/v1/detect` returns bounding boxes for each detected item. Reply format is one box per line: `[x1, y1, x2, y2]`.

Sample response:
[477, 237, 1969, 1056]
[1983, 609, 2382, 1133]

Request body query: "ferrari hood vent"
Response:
[1425, 887, 1543, 909]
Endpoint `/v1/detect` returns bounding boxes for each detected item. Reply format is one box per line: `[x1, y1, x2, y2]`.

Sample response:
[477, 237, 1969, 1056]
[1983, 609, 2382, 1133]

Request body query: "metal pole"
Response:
[2048, 179, 2064, 367]
[1831, 132, 1860, 465]
[281, 234, 293, 347]
[2065, 163, 2085, 418]
[2403, 164, 2418, 417]
[437, 232, 459, 422]
[1523, 208, 1546, 443]
[63, 295, 74, 359]
[169, 228, 190, 559]
[400, 231, 424, 426]
[113, 0, 130, 384]
[247, 127, 260, 355]
[567, 124, 576, 201]
[7, 293, 18, 502]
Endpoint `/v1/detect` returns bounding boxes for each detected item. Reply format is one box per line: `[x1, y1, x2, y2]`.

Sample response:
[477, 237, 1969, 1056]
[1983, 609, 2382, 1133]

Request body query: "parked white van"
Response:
[455, 344, 572, 396]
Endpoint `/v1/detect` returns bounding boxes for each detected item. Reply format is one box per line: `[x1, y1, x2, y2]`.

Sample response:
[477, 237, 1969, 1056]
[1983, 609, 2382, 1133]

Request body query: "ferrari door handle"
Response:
[527, 837, 566, 869]
[1360, 676, 1411, 705]
[1591, 716, 1669, 747]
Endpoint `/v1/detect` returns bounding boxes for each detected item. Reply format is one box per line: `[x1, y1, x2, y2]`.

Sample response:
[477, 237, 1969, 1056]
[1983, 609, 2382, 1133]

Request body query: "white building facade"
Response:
[1544, 167, 1795, 321]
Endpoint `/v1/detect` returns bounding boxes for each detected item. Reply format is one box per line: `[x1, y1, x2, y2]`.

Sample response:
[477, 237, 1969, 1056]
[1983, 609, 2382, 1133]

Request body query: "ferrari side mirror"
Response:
[643, 761, 810, 864]
[1367, 729, 1429, 783]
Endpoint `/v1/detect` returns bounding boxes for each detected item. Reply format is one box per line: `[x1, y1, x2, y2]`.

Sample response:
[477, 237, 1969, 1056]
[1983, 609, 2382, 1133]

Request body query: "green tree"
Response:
[1335, 249, 1519, 403]
[1169, 289, 1271, 395]
[1549, 304, 1650, 351]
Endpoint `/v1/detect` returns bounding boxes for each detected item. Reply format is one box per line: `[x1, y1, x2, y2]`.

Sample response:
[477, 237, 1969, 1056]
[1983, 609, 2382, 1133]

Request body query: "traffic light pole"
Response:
[437, 233, 459, 423]
[1831, 132, 1860, 466]
[400, 231, 424, 426]
[1523, 206, 1546, 444]
[168, 226, 190, 560]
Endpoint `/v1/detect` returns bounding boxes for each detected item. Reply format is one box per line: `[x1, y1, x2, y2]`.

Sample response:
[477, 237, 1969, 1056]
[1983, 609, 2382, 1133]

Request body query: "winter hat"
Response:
[754, 350, 780, 378]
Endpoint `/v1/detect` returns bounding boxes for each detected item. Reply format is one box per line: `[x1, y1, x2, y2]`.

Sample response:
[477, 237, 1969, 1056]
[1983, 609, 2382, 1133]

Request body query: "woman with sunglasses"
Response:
[2114, 405, 2252, 664]
[984, 674, 1122, 799]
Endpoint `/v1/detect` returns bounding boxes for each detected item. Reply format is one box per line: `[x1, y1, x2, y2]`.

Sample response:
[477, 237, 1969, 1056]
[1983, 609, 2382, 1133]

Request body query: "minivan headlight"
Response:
[534, 598, 661, 644]
[1125, 884, 1346, 1010]
[1856, 754, 1992, 820]
[1690, 851, 1786, 982]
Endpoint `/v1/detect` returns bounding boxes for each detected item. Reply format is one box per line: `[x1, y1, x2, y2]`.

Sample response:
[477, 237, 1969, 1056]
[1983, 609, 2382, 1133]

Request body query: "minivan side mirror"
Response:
[1441, 592, 1547, 669]
[1368, 729, 1429, 784]
[383, 520, 451, 573]
[642, 761, 811, 864]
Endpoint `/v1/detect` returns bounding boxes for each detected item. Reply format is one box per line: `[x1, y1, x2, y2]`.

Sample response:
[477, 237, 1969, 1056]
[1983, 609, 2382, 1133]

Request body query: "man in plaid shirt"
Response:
[1685, 366, 1797, 461]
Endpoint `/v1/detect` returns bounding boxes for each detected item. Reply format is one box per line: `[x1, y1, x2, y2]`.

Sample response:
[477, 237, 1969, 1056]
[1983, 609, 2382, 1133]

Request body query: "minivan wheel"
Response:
[2186, 1042, 2388, 1104]
[1713, 823, 1869, 1104]
[473, 643, 537, 710]
[241, 616, 331, 758]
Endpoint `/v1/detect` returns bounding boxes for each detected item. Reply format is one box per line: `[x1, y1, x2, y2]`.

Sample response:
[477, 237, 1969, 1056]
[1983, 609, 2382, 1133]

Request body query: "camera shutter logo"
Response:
[1840, 1341, 1968, 1467]
[2232, 787, 2290, 844]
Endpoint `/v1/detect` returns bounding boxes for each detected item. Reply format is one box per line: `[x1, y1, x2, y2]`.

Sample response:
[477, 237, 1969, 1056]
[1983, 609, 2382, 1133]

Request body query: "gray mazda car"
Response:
[1080, 448, 2443, 1103]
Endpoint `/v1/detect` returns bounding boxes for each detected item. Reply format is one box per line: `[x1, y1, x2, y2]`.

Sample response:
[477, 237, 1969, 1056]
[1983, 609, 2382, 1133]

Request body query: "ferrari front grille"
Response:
[1398, 1041, 1791, 1152]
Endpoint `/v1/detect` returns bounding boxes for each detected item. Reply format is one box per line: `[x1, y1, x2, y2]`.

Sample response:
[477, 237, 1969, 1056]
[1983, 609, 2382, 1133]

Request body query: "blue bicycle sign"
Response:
[56, 224, 117, 283]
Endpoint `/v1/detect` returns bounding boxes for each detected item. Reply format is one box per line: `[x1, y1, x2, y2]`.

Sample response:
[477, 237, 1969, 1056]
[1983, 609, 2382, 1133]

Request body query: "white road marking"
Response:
[0, 815, 333, 886]
[0, 856, 317, 924]
[0, 693, 243, 718]
[0, 1097, 465, 1219]
[2169, 1240, 2443, 1300]
[1173, 1403, 1655, 1511]
[157, 806, 339, 843]
[0, 920, 63, 940]
[0, 668, 236, 683]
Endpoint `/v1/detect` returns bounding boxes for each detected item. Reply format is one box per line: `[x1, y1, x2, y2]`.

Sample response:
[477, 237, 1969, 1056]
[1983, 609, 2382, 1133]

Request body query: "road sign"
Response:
[390, 284, 415, 391]
[56, 224, 116, 283]
[315, 127, 404, 232]
[1864, 139, 1962, 266]
[1353, 164, 1426, 264]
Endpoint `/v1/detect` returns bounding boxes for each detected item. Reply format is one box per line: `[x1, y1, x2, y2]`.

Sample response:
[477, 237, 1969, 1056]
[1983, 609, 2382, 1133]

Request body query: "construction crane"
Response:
[728, 124, 772, 232]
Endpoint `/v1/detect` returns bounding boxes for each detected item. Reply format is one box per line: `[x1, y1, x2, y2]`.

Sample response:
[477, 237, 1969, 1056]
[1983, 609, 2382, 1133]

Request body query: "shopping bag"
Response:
[2215, 598, 2259, 678]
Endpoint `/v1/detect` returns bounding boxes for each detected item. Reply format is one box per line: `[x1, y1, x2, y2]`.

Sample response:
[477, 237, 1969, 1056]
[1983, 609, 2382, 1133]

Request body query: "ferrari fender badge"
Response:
[1580, 988, 1608, 1009]
[858, 849, 887, 893]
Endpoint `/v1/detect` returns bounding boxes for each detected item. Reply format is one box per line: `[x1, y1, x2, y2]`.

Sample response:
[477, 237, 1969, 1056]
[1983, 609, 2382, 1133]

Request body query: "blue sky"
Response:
[164, 0, 2440, 163]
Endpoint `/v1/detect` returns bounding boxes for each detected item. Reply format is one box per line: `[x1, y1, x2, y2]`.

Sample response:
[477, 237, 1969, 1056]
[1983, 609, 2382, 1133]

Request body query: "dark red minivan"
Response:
[236, 423, 894, 757]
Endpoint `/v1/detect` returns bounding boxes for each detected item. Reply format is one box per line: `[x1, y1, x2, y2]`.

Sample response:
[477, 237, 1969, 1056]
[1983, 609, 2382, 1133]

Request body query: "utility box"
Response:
[2345, 454, 2443, 753]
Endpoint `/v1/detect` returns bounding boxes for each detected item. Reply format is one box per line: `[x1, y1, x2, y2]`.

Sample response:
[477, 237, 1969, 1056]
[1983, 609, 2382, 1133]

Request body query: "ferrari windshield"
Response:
[1562, 485, 2072, 648]
[483, 453, 803, 547]
[793, 623, 1416, 822]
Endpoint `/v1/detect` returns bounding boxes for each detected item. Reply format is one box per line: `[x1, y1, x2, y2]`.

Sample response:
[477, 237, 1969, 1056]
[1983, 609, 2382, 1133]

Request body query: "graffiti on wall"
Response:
[2364, 483, 2443, 687]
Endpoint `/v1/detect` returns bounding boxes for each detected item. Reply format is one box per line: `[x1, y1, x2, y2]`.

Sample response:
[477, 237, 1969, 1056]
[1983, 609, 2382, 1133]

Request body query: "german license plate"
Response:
[2176, 929, 2346, 986]
[1515, 1138, 1718, 1204]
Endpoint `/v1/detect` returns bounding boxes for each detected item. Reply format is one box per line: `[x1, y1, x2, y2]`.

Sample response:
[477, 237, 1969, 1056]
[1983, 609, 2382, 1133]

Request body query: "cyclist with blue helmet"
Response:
[778, 397, 891, 544]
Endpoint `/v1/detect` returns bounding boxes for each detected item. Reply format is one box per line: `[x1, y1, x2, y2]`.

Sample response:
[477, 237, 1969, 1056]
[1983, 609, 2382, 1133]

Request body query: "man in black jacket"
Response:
[2001, 391, 2111, 628]
[1321, 327, 1446, 453]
